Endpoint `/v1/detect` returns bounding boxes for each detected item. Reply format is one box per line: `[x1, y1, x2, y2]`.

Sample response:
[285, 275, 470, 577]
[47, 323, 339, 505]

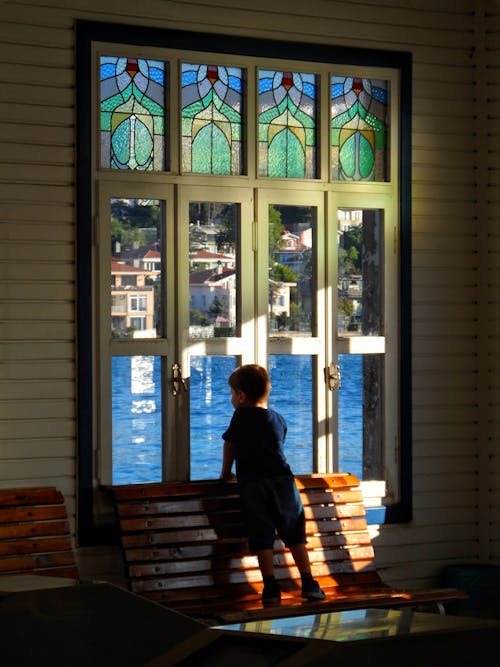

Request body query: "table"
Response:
[2, 583, 499, 667]
[0, 581, 206, 667]
[0, 573, 81, 595]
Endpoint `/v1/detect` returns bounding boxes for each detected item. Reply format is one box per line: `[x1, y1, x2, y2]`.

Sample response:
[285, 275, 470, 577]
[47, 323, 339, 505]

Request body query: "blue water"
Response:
[112, 354, 362, 484]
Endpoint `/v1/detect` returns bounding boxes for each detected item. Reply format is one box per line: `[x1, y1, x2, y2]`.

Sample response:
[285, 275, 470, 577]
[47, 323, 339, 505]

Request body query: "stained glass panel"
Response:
[181, 64, 244, 175]
[331, 77, 389, 181]
[100, 56, 165, 170]
[258, 70, 317, 179]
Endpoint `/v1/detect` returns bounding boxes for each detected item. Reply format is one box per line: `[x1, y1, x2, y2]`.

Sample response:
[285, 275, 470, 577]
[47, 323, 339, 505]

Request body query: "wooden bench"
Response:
[0, 486, 79, 579]
[111, 473, 467, 625]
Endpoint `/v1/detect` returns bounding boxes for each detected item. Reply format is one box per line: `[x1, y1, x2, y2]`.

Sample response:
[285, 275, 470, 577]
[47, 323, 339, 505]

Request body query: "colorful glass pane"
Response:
[258, 70, 317, 179]
[181, 64, 243, 175]
[331, 77, 388, 181]
[100, 56, 165, 170]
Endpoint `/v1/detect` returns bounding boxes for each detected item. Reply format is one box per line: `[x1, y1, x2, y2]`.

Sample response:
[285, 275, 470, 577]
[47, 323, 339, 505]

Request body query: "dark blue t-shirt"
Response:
[222, 406, 293, 484]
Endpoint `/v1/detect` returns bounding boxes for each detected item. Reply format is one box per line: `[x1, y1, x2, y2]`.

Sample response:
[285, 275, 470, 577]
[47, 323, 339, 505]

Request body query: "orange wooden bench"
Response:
[0, 486, 79, 579]
[111, 474, 466, 625]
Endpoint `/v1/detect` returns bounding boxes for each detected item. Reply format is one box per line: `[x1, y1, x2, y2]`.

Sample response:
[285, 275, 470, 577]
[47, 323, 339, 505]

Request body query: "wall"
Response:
[1, 0, 498, 587]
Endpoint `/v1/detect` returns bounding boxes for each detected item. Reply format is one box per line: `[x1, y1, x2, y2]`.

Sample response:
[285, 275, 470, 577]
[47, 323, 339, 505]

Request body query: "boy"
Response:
[220, 364, 326, 604]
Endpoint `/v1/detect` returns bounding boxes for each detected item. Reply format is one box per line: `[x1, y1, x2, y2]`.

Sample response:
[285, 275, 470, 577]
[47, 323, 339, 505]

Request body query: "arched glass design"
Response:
[331, 77, 389, 181]
[181, 64, 244, 175]
[258, 70, 317, 179]
[100, 56, 165, 170]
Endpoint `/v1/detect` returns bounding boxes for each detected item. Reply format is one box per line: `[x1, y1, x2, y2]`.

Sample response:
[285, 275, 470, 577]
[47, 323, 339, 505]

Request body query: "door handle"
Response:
[171, 363, 188, 396]
[325, 363, 341, 391]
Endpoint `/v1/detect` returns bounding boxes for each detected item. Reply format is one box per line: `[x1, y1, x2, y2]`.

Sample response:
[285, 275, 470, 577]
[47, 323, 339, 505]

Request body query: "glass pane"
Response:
[338, 354, 362, 478]
[268, 205, 315, 335]
[337, 209, 383, 336]
[110, 198, 163, 339]
[190, 355, 237, 479]
[100, 56, 165, 170]
[338, 353, 383, 480]
[181, 63, 244, 175]
[189, 202, 238, 339]
[112, 355, 162, 484]
[331, 76, 389, 181]
[268, 355, 313, 474]
[258, 70, 317, 178]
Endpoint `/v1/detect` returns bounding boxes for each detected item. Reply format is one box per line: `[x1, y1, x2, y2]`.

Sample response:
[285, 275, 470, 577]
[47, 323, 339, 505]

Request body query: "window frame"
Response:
[76, 20, 412, 545]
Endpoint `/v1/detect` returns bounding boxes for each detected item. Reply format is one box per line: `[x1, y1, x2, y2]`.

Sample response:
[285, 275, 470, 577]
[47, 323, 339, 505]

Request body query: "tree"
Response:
[270, 263, 297, 282]
[209, 295, 226, 319]
[111, 198, 160, 251]
[190, 309, 209, 326]
[215, 204, 237, 252]
[339, 296, 354, 318]
[268, 206, 285, 259]
[339, 225, 362, 273]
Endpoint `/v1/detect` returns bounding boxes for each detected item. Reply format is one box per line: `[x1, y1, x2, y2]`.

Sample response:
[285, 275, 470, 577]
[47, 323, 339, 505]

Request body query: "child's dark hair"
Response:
[228, 364, 270, 402]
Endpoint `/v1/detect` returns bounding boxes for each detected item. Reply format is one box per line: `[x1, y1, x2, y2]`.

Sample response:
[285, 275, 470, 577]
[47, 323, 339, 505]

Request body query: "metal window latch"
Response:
[171, 363, 188, 396]
[325, 363, 341, 391]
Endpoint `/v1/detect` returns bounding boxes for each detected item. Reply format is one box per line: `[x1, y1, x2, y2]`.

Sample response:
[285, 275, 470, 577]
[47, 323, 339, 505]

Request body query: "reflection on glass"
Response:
[112, 355, 162, 484]
[110, 198, 163, 339]
[337, 209, 382, 336]
[190, 355, 237, 479]
[268, 355, 313, 474]
[219, 607, 467, 642]
[268, 205, 315, 335]
[338, 354, 362, 476]
[189, 202, 238, 339]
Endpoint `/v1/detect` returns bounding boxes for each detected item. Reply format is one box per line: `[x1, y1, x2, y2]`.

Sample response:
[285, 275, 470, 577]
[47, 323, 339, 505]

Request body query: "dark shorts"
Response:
[238, 475, 306, 552]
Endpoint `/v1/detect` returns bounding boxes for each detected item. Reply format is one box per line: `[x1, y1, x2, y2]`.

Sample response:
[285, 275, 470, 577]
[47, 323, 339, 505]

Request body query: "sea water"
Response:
[111, 354, 362, 484]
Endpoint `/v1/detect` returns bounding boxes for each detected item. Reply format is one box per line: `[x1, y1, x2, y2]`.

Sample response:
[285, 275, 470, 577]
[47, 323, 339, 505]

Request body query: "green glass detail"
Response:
[181, 64, 243, 175]
[100, 57, 165, 170]
[268, 130, 305, 178]
[258, 70, 317, 179]
[191, 123, 231, 174]
[331, 77, 389, 181]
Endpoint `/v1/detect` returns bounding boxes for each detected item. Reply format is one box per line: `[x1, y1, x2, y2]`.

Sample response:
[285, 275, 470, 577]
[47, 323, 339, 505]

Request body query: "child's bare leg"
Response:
[258, 549, 281, 603]
[290, 543, 326, 600]
[290, 543, 311, 573]
[257, 548, 275, 577]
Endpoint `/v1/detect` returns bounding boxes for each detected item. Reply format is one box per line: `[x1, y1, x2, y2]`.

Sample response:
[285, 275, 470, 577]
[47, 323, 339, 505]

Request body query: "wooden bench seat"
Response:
[111, 474, 467, 625]
[0, 486, 79, 579]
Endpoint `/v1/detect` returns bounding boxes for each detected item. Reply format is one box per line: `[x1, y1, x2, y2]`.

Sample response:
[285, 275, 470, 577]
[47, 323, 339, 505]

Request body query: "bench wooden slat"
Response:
[0, 536, 75, 557]
[123, 531, 373, 564]
[127, 544, 376, 578]
[0, 487, 65, 507]
[127, 546, 376, 580]
[120, 511, 243, 532]
[0, 551, 78, 572]
[111, 473, 467, 624]
[0, 519, 72, 541]
[0, 506, 69, 523]
[0, 486, 79, 580]
[117, 497, 243, 517]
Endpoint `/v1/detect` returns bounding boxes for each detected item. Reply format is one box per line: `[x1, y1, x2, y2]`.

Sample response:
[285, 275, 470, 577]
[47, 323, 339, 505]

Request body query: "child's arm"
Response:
[220, 440, 236, 480]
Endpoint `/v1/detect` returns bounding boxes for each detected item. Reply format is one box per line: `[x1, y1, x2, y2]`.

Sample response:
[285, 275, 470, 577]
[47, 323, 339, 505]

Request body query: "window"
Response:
[130, 296, 147, 312]
[76, 21, 412, 543]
